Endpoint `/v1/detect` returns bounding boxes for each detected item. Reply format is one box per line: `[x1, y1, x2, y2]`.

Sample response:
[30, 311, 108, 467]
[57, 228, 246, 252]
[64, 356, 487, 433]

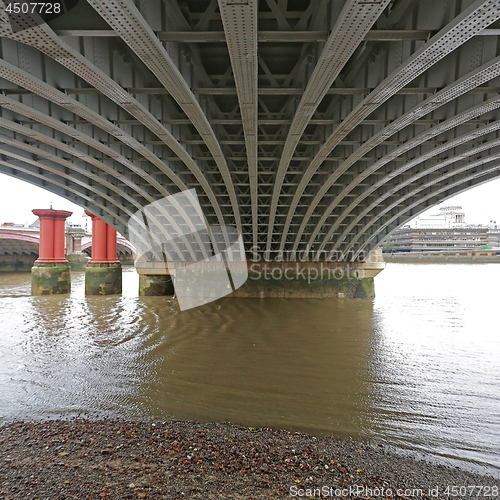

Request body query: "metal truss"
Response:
[311, 55, 500, 257]
[353, 158, 500, 259]
[218, 0, 258, 247]
[288, 0, 500, 255]
[329, 122, 500, 259]
[317, 93, 500, 258]
[266, 0, 391, 256]
[0, 0, 499, 261]
[85, 0, 242, 235]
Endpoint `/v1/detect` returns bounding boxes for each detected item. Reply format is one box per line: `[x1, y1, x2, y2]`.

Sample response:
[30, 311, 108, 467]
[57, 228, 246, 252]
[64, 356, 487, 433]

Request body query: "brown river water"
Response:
[0, 263, 498, 476]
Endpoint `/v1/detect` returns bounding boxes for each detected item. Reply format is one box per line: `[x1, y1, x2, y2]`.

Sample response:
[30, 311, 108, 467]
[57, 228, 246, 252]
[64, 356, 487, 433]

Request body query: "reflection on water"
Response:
[371, 264, 500, 475]
[0, 264, 498, 477]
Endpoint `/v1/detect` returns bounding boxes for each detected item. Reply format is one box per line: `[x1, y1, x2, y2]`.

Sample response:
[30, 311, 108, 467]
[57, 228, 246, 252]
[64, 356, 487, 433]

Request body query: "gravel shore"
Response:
[0, 419, 498, 499]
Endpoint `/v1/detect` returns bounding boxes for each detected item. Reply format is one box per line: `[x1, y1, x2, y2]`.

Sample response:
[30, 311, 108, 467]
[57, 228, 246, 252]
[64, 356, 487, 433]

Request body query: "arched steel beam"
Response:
[0, 6, 230, 254]
[0, 157, 166, 261]
[0, 60, 211, 259]
[351, 158, 500, 259]
[0, 141, 130, 220]
[0, 12, 190, 189]
[0, 115, 145, 205]
[0, 233, 39, 245]
[340, 140, 500, 258]
[0, 62, 183, 195]
[0, 163, 89, 209]
[218, 0, 258, 248]
[329, 129, 500, 259]
[266, 0, 391, 255]
[287, 0, 500, 254]
[0, 153, 127, 230]
[354, 167, 500, 259]
[0, 96, 203, 260]
[317, 95, 500, 257]
[85, 0, 242, 233]
[292, 55, 500, 255]
[0, 136, 190, 260]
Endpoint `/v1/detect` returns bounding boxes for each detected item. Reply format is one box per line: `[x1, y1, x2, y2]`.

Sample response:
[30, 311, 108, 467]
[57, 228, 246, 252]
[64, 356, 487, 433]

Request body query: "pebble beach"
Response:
[0, 419, 498, 499]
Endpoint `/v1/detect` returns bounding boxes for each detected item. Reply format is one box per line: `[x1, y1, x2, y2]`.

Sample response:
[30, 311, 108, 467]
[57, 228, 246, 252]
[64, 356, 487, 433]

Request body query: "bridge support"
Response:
[232, 250, 385, 299]
[84, 212, 122, 295]
[31, 209, 72, 295]
[132, 250, 384, 300]
[134, 259, 174, 296]
[139, 274, 175, 296]
[66, 226, 89, 270]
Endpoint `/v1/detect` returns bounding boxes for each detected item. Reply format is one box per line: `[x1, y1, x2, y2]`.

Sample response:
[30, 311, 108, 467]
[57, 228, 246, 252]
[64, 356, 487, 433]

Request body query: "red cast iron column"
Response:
[32, 209, 72, 263]
[106, 224, 120, 264]
[53, 212, 70, 262]
[84, 211, 122, 295]
[31, 209, 72, 295]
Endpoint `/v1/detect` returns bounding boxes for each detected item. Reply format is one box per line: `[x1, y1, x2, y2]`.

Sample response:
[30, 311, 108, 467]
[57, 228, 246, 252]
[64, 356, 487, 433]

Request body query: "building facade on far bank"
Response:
[384, 206, 500, 254]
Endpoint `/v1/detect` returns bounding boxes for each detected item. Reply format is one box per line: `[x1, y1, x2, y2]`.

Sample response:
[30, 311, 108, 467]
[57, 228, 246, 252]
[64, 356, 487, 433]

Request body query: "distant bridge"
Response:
[0, 0, 500, 262]
[81, 235, 136, 259]
[0, 226, 135, 269]
[0, 227, 40, 259]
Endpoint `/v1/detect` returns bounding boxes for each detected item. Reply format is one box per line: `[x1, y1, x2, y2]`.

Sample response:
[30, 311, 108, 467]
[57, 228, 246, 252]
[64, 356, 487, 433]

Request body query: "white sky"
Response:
[0, 174, 90, 230]
[1, 172, 500, 230]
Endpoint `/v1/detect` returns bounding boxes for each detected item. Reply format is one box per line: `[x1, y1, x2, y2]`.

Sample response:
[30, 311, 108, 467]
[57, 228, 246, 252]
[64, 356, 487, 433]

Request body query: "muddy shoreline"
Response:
[0, 419, 498, 499]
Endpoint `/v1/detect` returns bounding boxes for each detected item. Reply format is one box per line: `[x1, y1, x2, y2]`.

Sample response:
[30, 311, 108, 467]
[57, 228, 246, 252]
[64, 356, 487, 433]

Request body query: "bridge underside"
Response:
[0, 0, 500, 262]
[0, 238, 38, 271]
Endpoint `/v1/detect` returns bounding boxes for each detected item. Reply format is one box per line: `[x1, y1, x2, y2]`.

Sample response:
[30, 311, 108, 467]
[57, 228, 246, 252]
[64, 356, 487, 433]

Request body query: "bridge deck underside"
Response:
[0, 0, 500, 261]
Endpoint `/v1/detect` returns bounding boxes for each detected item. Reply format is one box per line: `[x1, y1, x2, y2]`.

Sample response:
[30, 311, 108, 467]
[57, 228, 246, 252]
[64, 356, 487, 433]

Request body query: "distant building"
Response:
[409, 206, 465, 229]
[386, 227, 488, 253]
[1, 222, 25, 228]
[385, 206, 499, 254]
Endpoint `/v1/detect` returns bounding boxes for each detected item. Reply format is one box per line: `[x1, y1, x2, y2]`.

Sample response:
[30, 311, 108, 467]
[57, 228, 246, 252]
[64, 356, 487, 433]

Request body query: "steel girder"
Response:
[308, 56, 500, 256]
[353, 161, 500, 259]
[0, 0, 499, 261]
[218, 0, 258, 248]
[329, 124, 500, 259]
[266, 0, 391, 256]
[288, 0, 500, 255]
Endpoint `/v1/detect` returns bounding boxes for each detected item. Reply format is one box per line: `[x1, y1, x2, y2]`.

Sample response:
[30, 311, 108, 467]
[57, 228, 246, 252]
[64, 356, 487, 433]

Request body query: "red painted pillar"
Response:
[94, 217, 108, 263]
[31, 209, 72, 295]
[53, 213, 68, 261]
[106, 224, 120, 264]
[85, 211, 122, 295]
[85, 211, 119, 263]
[35, 212, 54, 262]
[32, 209, 72, 263]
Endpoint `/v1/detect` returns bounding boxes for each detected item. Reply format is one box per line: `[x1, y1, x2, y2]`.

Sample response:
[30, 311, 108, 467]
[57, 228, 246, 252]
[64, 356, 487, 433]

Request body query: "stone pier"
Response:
[231, 259, 383, 299]
[31, 209, 72, 295]
[135, 259, 175, 296]
[139, 274, 175, 296]
[66, 226, 88, 270]
[84, 212, 122, 295]
[133, 249, 385, 300]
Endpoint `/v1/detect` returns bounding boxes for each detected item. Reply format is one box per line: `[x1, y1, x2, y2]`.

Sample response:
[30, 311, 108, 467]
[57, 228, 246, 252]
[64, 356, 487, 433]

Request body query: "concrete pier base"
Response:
[31, 262, 71, 295]
[139, 274, 174, 296]
[230, 264, 375, 299]
[66, 252, 90, 271]
[231, 251, 385, 299]
[85, 263, 122, 295]
[133, 249, 385, 300]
